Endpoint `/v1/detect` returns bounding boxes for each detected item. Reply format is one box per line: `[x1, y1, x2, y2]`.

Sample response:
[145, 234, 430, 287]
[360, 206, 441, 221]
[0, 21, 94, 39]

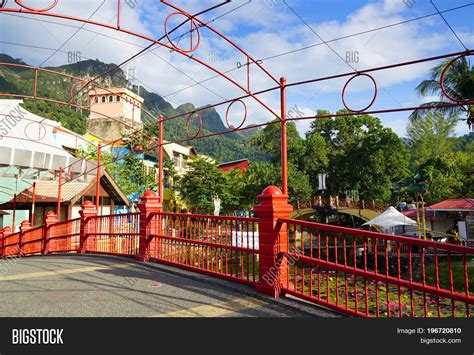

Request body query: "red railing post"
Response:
[137, 191, 162, 262]
[0, 227, 6, 257]
[1, 226, 11, 257]
[0, 229, 3, 258]
[255, 186, 293, 298]
[19, 220, 32, 255]
[43, 211, 59, 254]
[79, 201, 97, 254]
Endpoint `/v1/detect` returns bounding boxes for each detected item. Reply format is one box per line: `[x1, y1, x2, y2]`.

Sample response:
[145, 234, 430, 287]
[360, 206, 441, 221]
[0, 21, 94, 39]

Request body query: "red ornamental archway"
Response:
[0, 0, 473, 205]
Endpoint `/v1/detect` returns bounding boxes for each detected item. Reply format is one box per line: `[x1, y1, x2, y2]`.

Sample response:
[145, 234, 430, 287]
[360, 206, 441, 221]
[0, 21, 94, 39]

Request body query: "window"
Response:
[109, 96, 114, 103]
[101, 96, 106, 103]
[94, 97, 99, 104]
[173, 153, 180, 168]
[116, 95, 121, 102]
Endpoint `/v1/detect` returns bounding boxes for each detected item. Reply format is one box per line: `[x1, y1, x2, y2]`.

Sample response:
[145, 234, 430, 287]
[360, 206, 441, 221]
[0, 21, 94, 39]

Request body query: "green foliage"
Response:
[179, 156, 244, 214]
[247, 112, 409, 204]
[411, 56, 473, 128]
[407, 111, 459, 170]
[308, 111, 409, 202]
[109, 152, 155, 198]
[456, 133, 474, 152]
[241, 162, 278, 207]
[251, 120, 306, 168]
[400, 57, 474, 205]
[21, 100, 87, 134]
[77, 145, 155, 200]
[248, 121, 314, 203]
[416, 153, 464, 204]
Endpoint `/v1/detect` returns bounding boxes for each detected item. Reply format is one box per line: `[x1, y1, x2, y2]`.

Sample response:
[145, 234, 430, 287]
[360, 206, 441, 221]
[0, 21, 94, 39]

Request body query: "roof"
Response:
[428, 199, 474, 211]
[219, 159, 250, 172]
[14, 180, 91, 204]
[402, 209, 437, 220]
[4, 171, 129, 207]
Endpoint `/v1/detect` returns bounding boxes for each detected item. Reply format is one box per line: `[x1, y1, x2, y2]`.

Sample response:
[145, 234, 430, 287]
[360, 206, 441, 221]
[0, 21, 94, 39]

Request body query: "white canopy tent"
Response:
[363, 206, 418, 233]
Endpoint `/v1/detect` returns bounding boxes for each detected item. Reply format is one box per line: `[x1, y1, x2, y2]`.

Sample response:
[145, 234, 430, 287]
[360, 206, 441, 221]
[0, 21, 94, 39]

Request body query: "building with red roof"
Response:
[403, 199, 474, 241]
[219, 159, 250, 172]
[428, 199, 474, 211]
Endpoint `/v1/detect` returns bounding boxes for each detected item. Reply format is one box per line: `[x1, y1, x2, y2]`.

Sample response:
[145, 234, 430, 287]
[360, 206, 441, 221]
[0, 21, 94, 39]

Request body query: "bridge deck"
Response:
[0, 255, 339, 318]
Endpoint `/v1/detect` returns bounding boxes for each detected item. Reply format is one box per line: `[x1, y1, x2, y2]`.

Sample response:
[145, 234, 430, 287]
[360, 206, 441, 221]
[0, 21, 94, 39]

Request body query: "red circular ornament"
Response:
[15, 0, 58, 12]
[225, 99, 247, 130]
[165, 11, 201, 54]
[342, 73, 378, 113]
[186, 112, 202, 139]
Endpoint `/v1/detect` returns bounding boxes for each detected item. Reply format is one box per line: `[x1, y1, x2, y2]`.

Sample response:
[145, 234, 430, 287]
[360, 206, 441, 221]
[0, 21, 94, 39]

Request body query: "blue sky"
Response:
[1, 0, 473, 137]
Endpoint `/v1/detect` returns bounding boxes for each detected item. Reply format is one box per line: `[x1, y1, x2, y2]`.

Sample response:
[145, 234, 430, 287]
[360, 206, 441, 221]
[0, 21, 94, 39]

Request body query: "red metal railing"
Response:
[2, 231, 21, 257]
[46, 218, 81, 254]
[2, 206, 473, 318]
[276, 218, 474, 318]
[147, 212, 259, 285]
[21, 226, 44, 255]
[83, 213, 140, 256]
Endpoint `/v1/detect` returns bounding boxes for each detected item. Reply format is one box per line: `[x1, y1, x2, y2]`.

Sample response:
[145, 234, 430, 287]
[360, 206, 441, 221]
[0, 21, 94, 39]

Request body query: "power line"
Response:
[16, 1, 107, 126]
[39, 1, 106, 67]
[430, 0, 469, 51]
[282, 0, 357, 72]
[0, 40, 192, 109]
[4, 2, 470, 103]
[0, 0, 253, 106]
[68, 1, 234, 105]
[159, 2, 474, 99]
[283, 0, 406, 110]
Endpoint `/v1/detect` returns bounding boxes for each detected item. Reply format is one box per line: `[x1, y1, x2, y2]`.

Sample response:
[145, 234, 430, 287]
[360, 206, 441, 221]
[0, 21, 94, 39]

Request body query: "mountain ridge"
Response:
[0, 54, 268, 162]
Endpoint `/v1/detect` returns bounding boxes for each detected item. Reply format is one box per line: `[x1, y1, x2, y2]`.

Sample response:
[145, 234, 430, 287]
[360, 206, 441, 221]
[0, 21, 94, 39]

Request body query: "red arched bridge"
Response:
[1, 187, 473, 318]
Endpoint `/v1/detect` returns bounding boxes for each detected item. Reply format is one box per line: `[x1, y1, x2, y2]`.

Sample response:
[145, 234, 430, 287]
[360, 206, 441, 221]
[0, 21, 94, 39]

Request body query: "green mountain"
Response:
[0, 54, 267, 162]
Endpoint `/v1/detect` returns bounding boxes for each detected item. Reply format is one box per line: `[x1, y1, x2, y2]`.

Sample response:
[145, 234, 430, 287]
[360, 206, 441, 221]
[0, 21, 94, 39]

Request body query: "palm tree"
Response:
[410, 56, 474, 130]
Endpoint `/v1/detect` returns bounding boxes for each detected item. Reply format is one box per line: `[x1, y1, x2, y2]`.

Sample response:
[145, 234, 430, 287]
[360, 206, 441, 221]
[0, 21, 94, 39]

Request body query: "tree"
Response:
[457, 151, 474, 197]
[178, 156, 241, 215]
[249, 121, 314, 203]
[406, 111, 459, 170]
[415, 153, 465, 204]
[241, 162, 278, 208]
[109, 152, 156, 198]
[251, 120, 306, 169]
[308, 111, 409, 202]
[302, 132, 329, 194]
[78, 143, 156, 201]
[411, 56, 474, 129]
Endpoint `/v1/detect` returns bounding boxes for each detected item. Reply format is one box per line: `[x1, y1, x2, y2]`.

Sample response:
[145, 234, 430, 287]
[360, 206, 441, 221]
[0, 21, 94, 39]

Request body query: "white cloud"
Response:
[0, 0, 472, 139]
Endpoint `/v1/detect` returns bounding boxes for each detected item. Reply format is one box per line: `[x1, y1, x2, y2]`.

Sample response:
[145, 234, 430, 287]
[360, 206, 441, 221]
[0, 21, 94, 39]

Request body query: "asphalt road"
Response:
[0, 255, 339, 318]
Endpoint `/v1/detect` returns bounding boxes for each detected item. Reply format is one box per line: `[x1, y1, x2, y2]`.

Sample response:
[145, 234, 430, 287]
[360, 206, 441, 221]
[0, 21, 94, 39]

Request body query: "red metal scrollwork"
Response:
[185, 112, 202, 139]
[226, 99, 247, 130]
[440, 53, 472, 104]
[342, 73, 378, 113]
[15, 0, 58, 12]
[165, 11, 201, 54]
